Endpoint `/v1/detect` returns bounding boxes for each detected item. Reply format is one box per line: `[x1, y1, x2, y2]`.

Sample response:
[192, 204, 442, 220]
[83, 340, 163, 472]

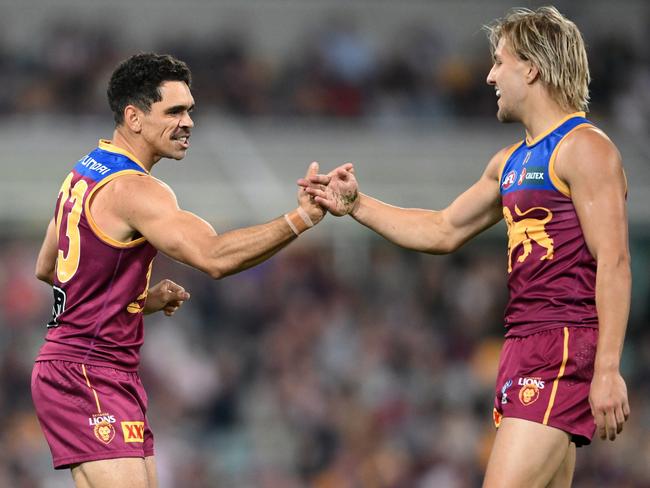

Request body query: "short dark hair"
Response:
[107, 53, 192, 125]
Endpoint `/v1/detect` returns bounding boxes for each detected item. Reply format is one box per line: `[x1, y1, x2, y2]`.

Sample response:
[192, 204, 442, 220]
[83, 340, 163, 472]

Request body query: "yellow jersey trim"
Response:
[543, 327, 570, 425]
[82, 364, 102, 413]
[98, 140, 149, 173]
[84, 170, 148, 248]
[547, 123, 593, 198]
[525, 112, 586, 147]
[497, 142, 523, 184]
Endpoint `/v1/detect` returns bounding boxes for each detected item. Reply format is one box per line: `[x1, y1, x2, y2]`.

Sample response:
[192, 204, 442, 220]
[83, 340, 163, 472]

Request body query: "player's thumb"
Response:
[305, 161, 319, 179]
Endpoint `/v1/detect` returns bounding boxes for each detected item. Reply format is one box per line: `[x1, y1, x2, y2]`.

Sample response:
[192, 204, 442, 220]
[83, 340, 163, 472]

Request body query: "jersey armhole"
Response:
[497, 141, 523, 183]
[548, 123, 593, 198]
[84, 170, 149, 249]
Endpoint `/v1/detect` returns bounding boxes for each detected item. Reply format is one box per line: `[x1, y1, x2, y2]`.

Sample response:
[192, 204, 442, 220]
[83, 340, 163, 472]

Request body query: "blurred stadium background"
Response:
[0, 0, 649, 486]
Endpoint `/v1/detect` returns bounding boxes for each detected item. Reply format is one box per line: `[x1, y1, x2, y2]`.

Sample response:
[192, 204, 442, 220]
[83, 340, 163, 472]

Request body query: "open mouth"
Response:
[172, 135, 190, 148]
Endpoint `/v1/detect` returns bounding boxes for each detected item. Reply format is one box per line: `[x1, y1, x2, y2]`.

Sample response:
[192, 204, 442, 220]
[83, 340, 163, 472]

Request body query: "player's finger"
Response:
[305, 161, 319, 179]
[614, 405, 626, 434]
[167, 288, 190, 301]
[336, 163, 354, 177]
[594, 411, 606, 440]
[305, 187, 328, 199]
[328, 163, 354, 177]
[164, 304, 180, 315]
[307, 174, 332, 185]
[605, 410, 618, 440]
[314, 196, 336, 212]
[623, 401, 630, 420]
[163, 280, 190, 300]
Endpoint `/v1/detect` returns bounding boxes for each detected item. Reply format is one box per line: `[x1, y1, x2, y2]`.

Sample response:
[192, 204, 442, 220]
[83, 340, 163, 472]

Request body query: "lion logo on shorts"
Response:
[94, 422, 115, 444]
[503, 205, 554, 273]
[519, 384, 540, 406]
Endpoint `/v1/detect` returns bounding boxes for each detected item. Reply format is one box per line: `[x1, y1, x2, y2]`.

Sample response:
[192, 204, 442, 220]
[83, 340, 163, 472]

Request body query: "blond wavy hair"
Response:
[485, 6, 590, 112]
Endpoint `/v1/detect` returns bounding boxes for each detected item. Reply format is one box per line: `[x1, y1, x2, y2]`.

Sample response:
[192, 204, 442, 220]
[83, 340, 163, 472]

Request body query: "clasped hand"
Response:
[297, 162, 359, 217]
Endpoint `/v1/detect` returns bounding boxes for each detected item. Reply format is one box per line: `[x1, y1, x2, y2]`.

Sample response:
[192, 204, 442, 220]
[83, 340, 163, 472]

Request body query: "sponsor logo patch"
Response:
[493, 408, 503, 428]
[518, 168, 527, 185]
[122, 421, 145, 443]
[500, 379, 513, 404]
[89, 412, 117, 444]
[47, 286, 67, 328]
[502, 170, 517, 190]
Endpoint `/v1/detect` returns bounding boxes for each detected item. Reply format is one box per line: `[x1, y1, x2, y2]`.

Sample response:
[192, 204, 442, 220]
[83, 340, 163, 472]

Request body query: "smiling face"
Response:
[138, 81, 195, 161]
[486, 37, 533, 123]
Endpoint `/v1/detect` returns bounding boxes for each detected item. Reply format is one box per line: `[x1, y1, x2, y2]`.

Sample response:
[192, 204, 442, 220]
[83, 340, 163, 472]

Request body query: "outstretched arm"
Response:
[302, 149, 508, 254]
[97, 163, 325, 280]
[35, 218, 57, 285]
[557, 127, 631, 441]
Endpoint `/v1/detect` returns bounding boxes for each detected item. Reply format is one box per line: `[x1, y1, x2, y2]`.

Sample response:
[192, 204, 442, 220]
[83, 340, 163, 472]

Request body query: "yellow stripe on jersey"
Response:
[547, 123, 593, 198]
[543, 327, 570, 425]
[98, 140, 149, 173]
[525, 112, 586, 147]
[83, 170, 149, 249]
[497, 141, 523, 186]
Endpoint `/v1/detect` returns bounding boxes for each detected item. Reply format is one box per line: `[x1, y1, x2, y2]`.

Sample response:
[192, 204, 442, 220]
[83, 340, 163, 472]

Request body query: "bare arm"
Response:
[304, 149, 509, 253]
[556, 126, 631, 441]
[35, 218, 57, 285]
[100, 163, 324, 280]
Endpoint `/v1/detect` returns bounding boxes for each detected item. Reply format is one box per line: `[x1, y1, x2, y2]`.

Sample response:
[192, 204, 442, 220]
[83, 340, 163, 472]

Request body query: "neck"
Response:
[111, 128, 159, 172]
[521, 94, 574, 143]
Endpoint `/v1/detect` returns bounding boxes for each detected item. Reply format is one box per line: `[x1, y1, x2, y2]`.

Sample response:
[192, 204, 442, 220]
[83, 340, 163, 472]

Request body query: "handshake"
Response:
[294, 161, 360, 229]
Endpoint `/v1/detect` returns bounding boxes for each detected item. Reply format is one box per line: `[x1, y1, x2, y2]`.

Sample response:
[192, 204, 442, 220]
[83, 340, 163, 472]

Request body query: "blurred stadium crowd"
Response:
[0, 8, 649, 488]
[0, 15, 647, 131]
[1, 236, 649, 487]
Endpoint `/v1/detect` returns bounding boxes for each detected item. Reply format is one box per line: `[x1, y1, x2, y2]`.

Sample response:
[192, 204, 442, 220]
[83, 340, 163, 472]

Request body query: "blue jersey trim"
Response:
[73, 147, 148, 182]
[500, 116, 591, 196]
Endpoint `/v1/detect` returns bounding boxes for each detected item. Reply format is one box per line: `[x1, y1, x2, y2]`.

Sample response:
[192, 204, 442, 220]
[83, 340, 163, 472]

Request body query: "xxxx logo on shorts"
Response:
[89, 412, 116, 444]
[121, 421, 145, 443]
[518, 377, 545, 406]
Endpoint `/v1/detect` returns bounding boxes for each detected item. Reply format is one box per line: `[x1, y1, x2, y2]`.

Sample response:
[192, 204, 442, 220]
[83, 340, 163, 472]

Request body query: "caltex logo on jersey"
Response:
[502, 170, 517, 190]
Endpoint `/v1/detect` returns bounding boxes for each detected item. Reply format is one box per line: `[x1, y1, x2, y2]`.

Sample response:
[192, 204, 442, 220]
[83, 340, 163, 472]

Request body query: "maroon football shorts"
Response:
[31, 360, 154, 469]
[492, 326, 597, 446]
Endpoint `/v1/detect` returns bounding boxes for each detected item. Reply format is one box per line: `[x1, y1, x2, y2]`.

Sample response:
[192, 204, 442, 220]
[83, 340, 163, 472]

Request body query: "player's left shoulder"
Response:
[556, 125, 623, 182]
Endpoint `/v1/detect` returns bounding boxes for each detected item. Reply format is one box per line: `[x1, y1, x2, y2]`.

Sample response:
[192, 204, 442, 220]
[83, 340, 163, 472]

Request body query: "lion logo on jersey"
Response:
[503, 204, 554, 273]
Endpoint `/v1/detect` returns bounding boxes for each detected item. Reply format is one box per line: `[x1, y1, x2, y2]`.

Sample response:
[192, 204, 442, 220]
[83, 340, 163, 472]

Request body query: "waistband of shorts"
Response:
[504, 323, 598, 338]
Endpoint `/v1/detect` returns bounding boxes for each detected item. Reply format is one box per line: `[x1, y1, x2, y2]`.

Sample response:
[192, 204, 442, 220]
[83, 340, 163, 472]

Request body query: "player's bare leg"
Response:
[547, 442, 576, 488]
[145, 456, 159, 488]
[483, 417, 573, 488]
[71, 457, 154, 488]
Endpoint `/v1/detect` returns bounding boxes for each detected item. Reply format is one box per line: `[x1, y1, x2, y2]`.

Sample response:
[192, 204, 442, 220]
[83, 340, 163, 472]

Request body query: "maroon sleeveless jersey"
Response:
[499, 113, 599, 337]
[37, 140, 157, 371]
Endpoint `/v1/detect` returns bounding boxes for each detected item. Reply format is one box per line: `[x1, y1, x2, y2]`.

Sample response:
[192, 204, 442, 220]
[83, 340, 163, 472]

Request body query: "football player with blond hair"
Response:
[304, 7, 630, 487]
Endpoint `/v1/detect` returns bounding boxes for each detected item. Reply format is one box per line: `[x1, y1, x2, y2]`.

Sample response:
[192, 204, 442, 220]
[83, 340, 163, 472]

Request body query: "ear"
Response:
[525, 62, 540, 85]
[124, 105, 143, 133]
